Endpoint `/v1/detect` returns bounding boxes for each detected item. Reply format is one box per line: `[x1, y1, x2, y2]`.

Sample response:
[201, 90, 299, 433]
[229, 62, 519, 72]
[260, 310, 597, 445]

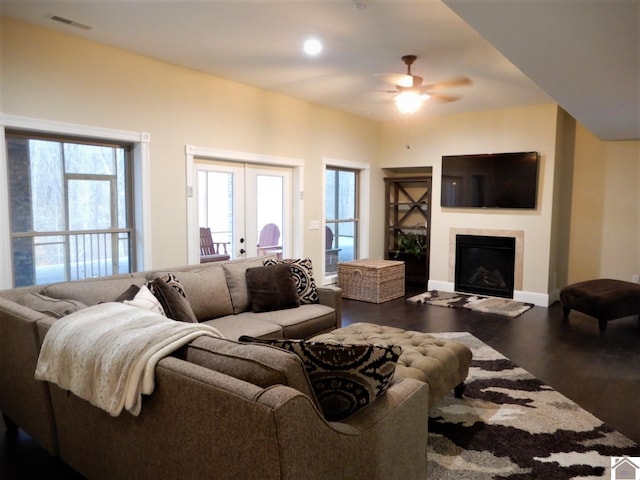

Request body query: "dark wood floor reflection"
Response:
[2, 295, 639, 478]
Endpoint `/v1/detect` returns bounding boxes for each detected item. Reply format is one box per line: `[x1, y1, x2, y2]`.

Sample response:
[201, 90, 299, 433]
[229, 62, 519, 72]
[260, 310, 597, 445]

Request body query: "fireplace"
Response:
[455, 234, 516, 298]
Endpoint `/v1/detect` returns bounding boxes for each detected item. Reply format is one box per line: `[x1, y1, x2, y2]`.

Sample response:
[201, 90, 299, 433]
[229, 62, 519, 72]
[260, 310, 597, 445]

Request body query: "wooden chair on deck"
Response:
[325, 226, 341, 272]
[257, 223, 282, 257]
[199, 227, 230, 263]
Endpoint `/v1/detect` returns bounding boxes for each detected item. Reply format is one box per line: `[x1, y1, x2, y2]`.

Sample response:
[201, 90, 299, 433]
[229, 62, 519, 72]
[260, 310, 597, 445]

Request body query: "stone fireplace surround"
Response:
[448, 228, 524, 294]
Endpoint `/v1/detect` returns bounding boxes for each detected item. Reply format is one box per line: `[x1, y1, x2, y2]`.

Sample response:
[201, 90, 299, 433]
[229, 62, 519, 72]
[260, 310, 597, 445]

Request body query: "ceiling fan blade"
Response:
[374, 73, 414, 88]
[420, 76, 472, 91]
[428, 93, 461, 103]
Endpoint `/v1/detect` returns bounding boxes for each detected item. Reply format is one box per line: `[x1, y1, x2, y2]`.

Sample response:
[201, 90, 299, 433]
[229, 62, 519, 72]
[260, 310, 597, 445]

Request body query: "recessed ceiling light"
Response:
[303, 38, 322, 56]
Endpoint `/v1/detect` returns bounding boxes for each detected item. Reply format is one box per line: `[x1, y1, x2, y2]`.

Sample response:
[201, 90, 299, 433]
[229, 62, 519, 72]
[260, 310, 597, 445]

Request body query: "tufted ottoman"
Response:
[311, 322, 472, 409]
[560, 278, 640, 332]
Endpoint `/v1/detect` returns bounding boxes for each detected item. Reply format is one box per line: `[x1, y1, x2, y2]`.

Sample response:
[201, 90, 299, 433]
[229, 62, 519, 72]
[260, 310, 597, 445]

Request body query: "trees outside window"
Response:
[6, 132, 134, 286]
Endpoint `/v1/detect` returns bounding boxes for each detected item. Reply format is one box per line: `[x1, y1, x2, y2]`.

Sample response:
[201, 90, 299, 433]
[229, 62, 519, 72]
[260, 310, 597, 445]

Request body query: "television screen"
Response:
[440, 151, 539, 209]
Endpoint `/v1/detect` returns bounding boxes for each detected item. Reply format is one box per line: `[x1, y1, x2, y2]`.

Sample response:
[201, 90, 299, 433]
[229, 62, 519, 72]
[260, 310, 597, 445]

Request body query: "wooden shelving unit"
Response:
[384, 176, 432, 289]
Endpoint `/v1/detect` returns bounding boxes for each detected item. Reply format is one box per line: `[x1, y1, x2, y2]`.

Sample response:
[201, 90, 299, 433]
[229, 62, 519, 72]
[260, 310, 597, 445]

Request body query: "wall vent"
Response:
[50, 15, 92, 30]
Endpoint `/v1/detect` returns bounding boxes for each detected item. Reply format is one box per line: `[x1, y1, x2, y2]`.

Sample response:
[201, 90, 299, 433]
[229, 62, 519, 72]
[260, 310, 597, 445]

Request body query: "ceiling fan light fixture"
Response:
[302, 38, 322, 56]
[395, 91, 429, 114]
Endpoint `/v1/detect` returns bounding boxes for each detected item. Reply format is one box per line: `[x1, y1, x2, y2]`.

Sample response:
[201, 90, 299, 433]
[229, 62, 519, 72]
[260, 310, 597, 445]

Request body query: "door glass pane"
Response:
[198, 170, 233, 251]
[256, 174, 283, 258]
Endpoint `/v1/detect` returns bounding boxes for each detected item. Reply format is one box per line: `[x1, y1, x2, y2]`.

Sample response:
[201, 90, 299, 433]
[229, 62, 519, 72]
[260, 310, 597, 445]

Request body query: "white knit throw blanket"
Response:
[35, 302, 222, 417]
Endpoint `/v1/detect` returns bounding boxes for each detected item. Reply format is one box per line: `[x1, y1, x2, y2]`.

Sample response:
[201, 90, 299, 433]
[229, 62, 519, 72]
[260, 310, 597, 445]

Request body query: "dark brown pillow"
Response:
[113, 284, 141, 302]
[245, 264, 300, 313]
[148, 274, 198, 323]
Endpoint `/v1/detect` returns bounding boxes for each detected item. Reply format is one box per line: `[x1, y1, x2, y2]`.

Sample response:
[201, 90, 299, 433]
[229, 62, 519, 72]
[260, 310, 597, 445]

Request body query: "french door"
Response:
[196, 161, 291, 259]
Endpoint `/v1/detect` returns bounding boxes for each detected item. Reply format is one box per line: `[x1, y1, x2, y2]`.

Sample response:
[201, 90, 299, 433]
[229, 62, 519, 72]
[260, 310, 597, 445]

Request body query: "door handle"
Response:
[239, 248, 246, 255]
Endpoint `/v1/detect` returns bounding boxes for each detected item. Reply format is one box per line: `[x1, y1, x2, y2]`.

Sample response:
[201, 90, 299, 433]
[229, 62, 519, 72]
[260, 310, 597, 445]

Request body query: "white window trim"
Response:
[322, 157, 371, 285]
[0, 114, 151, 289]
[184, 145, 305, 265]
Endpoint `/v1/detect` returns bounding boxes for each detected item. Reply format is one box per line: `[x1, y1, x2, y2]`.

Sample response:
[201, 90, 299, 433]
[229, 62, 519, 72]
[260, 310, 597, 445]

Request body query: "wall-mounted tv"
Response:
[441, 151, 539, 209]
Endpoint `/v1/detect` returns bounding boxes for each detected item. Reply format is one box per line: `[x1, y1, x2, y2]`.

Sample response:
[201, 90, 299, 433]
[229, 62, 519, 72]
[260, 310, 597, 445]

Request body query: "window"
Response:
[6, 132, 135, 286]
[325, 167, 359, 274]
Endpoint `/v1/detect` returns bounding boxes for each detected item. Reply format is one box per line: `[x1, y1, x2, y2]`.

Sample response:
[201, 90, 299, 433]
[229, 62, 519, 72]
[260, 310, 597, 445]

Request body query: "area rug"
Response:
[426, 332, 639, 479]
[407, 290, 534, 318]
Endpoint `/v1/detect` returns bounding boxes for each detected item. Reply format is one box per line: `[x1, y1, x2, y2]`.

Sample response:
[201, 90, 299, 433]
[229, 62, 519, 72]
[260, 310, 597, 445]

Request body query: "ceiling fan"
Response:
[377, 55, 472, 112]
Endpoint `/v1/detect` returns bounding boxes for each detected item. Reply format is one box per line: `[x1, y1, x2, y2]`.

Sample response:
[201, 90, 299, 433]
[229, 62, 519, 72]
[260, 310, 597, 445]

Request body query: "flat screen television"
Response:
[440, 151, 539, 209]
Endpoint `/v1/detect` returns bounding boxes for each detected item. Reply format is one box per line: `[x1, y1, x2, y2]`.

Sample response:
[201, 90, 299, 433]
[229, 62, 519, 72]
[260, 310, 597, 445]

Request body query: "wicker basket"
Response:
[338, 259, 405, 303]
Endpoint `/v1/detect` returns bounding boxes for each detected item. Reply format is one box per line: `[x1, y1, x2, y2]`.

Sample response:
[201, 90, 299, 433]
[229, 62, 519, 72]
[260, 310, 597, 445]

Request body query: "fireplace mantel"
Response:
[449, 228, 524, 291]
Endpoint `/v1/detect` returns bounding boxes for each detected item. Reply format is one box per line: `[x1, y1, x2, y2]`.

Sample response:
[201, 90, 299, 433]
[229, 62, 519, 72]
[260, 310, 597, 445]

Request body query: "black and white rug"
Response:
[427, 332, 639, 479]
[408, 290, 533, 318]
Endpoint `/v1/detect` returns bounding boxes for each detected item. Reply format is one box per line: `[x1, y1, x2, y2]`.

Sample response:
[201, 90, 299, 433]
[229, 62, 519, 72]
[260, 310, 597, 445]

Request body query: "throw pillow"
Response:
[263, 258, 319, 304]
[223, 257, 268, 314]
[124, 285, 166, 316]
[17, 293, 87, 318]
[239, 336, 402, 421]
[147, 273, 198, 323]
[113, 284, 141, 302]
[245, 264, 300, 313]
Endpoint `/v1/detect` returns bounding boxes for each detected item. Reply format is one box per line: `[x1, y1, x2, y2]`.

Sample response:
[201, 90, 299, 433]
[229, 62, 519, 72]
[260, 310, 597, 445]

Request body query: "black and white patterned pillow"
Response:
[263, 258, 319, 304]
[239, 336, 401, 421]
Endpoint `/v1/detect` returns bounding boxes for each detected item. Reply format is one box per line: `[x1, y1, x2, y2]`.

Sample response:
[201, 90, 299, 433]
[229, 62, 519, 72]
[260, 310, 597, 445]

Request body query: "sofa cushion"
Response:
[200, 315, 282, 341]
[245, 264, 299, 313]
[223, 257, 269, 314]
[263, 258, 319, 304]
[147, 265, 234, 321]
[147, 274, 198, 323]
[17, 293, 87, 318]
[183, 337, 316, 401]
[252, 304, 337, 339]
[239, 337, 402, 421]
[42, 276, 144, 306]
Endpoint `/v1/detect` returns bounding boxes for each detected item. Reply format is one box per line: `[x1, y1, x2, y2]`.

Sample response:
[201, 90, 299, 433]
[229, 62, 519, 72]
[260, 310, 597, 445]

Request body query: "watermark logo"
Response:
[611, 457, 640, 480]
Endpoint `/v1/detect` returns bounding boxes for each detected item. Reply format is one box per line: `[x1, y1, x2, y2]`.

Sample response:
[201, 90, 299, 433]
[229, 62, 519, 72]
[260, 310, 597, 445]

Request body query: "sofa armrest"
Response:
[0, 298, 59, 454]
[258, 377, 429, 480]
[316, 286, 342, 328]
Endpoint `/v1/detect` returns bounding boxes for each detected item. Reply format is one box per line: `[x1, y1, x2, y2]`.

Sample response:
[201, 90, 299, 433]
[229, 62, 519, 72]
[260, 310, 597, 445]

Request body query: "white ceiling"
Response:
[1, 0, 638, 141]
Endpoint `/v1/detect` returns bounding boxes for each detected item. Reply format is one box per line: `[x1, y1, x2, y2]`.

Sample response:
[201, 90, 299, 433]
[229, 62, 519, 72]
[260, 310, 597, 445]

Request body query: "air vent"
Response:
[50, 15, 92, 30]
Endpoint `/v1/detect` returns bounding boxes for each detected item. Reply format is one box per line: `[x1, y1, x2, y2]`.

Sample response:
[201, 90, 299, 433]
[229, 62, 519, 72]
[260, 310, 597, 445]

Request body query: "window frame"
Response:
[322, 157, 370, 284]
[0, 114, 151, 289]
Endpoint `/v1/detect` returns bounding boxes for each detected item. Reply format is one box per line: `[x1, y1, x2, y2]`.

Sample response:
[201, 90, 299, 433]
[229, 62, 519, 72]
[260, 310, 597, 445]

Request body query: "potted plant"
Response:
[393, 229, 428, 288]
[394, 230, 426, 260]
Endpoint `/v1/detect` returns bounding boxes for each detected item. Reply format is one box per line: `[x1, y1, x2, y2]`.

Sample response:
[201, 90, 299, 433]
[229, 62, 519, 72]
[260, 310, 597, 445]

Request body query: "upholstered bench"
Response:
[312, 322, 472, 409]
[560, 278, 640, 332]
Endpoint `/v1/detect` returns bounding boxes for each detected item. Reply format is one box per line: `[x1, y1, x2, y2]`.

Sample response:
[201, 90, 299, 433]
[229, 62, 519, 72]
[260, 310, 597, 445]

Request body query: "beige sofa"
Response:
[0, 256, 430, 479]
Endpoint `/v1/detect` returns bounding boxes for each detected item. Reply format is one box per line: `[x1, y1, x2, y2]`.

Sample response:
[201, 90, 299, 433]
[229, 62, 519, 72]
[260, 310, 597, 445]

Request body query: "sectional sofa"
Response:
[0, 256, 430, 479]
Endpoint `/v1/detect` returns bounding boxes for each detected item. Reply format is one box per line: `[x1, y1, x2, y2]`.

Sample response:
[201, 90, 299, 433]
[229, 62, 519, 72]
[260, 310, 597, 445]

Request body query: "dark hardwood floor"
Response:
[2, 293, 639, 478]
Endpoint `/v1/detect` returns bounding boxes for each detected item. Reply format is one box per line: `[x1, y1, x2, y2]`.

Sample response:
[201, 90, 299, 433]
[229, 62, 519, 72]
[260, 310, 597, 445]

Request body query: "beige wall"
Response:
[378, 104, 561, 304]
[1, 17, 380, 272]
[3, 16, 639, 299]
[568, 124, 640, 283]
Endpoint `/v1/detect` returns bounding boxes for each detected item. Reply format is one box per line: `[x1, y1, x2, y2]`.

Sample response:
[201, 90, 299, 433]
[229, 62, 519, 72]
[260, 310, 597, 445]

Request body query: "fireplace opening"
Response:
[455, 235, 515, 298]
